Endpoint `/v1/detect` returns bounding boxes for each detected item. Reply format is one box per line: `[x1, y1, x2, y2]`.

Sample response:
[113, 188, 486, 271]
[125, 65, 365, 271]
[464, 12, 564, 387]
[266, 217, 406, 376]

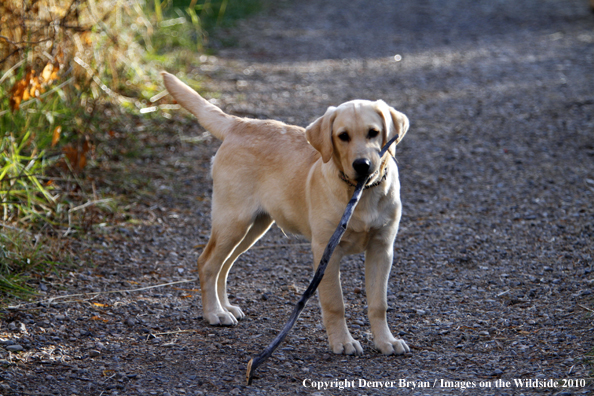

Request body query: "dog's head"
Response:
[306, 100, 409, 183]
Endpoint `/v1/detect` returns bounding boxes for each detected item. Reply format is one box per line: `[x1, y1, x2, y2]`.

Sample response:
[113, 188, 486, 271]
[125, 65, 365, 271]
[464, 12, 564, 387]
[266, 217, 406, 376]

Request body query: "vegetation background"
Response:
[0, 0, 262, 301]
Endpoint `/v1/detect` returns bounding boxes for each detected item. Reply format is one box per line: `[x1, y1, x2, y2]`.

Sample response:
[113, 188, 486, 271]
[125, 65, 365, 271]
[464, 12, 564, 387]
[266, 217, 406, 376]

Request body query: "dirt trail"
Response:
[2, 0, 594, 395]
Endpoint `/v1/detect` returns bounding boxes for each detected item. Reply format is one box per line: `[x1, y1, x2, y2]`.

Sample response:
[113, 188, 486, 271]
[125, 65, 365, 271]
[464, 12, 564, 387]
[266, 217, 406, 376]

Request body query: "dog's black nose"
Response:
[352, 158, 371, 179]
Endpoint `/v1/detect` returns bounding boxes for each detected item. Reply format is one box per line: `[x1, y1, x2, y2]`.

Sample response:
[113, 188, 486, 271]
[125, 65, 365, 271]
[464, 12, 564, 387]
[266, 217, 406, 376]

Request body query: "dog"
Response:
[162, 72, 410, 355]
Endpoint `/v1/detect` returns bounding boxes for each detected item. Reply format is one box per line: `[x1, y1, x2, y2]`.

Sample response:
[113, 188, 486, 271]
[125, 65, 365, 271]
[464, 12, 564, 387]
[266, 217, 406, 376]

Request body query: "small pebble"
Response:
[5, 344, 24, 352]
[7, 322, 25, 332]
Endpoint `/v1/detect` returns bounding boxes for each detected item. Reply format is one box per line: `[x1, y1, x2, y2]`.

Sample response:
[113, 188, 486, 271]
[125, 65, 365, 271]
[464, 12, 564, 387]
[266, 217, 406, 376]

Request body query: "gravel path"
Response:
[2, 0, 594, 395]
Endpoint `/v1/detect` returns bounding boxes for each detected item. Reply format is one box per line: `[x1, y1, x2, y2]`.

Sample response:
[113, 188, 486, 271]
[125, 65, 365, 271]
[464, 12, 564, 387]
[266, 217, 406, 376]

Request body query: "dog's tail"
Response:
[161, 72, 236, 141]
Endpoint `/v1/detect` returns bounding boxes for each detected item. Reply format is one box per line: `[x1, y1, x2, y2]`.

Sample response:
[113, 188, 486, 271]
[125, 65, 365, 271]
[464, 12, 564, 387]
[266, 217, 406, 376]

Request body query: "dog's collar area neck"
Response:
[339, 167, 387, 190]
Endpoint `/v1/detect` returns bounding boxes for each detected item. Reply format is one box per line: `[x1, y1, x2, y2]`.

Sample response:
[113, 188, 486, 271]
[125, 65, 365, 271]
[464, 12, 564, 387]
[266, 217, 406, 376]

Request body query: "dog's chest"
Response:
[349, 203, 387, 233]
[340, 194, 398, 254]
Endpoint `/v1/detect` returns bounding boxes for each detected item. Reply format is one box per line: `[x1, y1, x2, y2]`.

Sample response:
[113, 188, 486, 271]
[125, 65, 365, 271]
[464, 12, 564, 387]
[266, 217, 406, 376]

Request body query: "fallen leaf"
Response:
[9, 78, 28, 111]
[81, 32, 92, 45]
[41, 62, 53, 82]
[62, 139, 89, 172]
[49, 62, 59, 82]
[51, 126, 62, 147]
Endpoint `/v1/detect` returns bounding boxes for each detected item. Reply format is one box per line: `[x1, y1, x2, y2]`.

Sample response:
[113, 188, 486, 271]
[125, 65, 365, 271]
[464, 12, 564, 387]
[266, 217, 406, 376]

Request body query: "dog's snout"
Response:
[352, 158, 372, 179]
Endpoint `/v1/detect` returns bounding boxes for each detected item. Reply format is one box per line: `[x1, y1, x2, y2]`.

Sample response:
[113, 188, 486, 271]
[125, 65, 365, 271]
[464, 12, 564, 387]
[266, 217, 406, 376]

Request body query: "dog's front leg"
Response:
[312, 243, 363, 355]
[365, 234, 410, 355]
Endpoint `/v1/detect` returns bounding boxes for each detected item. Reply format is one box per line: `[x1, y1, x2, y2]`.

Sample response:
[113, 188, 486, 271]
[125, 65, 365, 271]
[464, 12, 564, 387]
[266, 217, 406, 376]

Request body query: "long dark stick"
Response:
[246, 135, 399, 385]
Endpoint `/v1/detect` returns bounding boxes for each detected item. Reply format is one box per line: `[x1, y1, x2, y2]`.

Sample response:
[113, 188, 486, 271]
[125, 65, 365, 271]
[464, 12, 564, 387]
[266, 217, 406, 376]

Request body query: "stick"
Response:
[246, 135, 400, 385]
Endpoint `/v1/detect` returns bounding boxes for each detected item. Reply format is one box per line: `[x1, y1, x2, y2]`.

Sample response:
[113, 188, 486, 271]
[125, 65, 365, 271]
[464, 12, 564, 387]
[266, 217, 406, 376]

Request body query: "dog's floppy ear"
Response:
[376, 100, 409, 156]
[306, 106, 336, 163]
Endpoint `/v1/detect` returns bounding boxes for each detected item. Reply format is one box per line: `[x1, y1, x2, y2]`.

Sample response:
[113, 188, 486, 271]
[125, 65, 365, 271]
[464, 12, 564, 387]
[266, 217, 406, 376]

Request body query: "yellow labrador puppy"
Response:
[162, 72, 409, 355]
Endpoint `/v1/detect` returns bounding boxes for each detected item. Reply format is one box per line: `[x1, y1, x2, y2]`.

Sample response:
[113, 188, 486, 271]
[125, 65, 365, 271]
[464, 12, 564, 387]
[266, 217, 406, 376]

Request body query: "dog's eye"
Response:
[338, 132, 350, 142]
[368, 129, 380, 139]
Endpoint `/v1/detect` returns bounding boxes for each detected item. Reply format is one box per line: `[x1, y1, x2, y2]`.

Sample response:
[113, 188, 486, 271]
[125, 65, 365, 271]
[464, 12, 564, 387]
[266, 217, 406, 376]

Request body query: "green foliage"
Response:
[169, 0, 262, 27]
[0, 227, 61, 300]
[0, 69, 95, 227]
[150, 0, 262, 54]
[0, 131, 56, 225]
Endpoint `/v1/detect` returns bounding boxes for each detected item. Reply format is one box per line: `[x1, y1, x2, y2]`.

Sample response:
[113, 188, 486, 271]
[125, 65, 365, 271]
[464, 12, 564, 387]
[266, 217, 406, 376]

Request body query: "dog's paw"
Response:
[223, 304, 245, 320]
[330, 338, 363, 355]
[205, 311, 238, 326]
[374, 337, 410, 355]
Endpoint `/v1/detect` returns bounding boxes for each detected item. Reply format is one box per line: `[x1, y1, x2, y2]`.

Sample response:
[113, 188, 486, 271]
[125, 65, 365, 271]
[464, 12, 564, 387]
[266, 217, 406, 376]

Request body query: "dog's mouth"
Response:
[340, 154, 390, 188]
[340, 166, 381, 188]
[355, 168, 378, 183]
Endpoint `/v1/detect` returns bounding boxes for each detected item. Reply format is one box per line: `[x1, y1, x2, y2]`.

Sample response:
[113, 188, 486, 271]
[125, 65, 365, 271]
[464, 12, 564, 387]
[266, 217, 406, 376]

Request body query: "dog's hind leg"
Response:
[217, 214, 273, 320]
[198, 213, 263, 326]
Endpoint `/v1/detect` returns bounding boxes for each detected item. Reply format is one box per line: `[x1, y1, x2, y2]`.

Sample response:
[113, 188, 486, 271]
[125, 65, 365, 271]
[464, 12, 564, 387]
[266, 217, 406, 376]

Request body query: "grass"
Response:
[0, 69, 94, 227]
[148, 0, 263, 62]
[0, 0, 264, 302]
[0, 226, 65, 301]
